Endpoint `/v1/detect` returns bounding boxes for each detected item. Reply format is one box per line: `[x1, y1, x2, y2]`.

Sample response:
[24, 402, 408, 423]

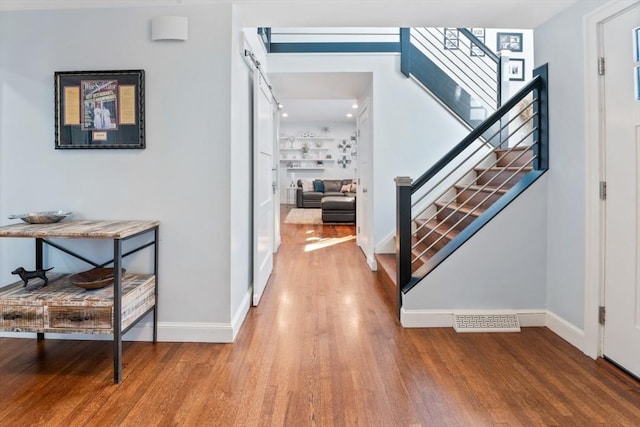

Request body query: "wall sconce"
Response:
[151, 16, 188, 41]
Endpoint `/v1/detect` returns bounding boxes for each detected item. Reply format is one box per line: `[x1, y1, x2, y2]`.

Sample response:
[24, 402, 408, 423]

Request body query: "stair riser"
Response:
[436, 206, 478, 230]
[456, 189, 502, 210]
[495, 149, 534, 168]
[475, 169, 528, 188]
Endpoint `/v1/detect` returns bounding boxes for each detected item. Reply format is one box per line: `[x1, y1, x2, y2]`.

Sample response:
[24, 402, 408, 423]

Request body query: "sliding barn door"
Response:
[253, 71, 275, 306]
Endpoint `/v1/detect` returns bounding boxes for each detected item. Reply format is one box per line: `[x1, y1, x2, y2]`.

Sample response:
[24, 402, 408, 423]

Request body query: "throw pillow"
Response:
[340, 184, 351, 193]
[313, 180, 325, 192]
[301, 180, 314, 192]
[350, 183, 357, 192]
[324, 180, 342, 192]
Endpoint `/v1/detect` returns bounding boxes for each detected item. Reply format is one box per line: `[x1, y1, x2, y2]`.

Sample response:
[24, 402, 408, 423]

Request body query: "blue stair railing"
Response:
[394, 64, 548, 318]
[400, 27, 507, 131]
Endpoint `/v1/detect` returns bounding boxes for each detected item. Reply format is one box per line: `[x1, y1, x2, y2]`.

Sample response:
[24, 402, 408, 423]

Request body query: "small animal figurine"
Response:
[11, 266, 54, 287]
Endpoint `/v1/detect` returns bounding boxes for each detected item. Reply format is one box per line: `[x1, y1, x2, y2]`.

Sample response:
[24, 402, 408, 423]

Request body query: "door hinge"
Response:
[599, 181, 607, 200]
[598, 57, 605, 76]
[599, 305, 606, 325]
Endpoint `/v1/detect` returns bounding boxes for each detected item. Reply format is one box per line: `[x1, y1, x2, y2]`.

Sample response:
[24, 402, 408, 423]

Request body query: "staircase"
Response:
[382, 64, 549, 317]
[377, 146, 532, 280]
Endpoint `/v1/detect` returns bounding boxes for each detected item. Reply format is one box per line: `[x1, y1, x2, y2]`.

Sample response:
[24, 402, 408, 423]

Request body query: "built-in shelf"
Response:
[280, 147, 329, 151]
[285, 167, 326, 170]
[280, 136, 335, 141]
[280, 159, 335, 162]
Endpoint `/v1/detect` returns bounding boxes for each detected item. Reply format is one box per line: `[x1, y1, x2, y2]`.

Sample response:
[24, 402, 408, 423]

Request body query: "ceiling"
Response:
[1, 0, 581, 122]
[269, 72, 370, 123]
[1, 0, 580, 29]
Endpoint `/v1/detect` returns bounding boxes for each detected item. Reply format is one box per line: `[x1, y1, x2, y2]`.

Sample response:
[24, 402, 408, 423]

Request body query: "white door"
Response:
[603, 3, 640, 377]
[253, 71, 275, 306]
[356, 104, 373, 265]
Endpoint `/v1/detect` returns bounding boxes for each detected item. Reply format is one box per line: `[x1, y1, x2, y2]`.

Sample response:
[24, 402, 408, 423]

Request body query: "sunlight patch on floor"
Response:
[304, 235, 356, 252]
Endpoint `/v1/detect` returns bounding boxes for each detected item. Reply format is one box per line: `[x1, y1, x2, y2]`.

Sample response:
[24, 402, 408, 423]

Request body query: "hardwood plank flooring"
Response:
[1, 210, 639, 426]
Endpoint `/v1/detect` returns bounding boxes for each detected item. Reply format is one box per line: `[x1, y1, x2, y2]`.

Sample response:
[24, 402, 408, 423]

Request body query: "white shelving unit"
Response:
[279, 136, 336, 170]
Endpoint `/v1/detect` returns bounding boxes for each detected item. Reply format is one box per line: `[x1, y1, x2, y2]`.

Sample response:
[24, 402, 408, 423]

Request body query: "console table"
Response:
[0, 220, 159, 383]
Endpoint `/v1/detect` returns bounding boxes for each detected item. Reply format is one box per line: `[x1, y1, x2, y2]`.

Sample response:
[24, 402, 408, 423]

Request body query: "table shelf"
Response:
[0, 219, 159, 383]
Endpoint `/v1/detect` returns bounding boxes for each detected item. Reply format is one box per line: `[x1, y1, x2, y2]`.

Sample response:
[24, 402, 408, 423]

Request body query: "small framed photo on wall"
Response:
[443, 28, 459, 50]
[470, 28, 486, 57]
[54, 70, 145, 149]
[497, 32, 523, 52]
[508, 58, 525, 81]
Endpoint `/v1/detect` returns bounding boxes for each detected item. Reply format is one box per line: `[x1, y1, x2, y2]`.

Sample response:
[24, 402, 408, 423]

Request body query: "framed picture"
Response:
[54, 70, 145, 149]
[508, 58, 525, 81]
[444, 28, 459, 50]
[469, 28, 485, 57]
[496, 32, 523, 52]
[471, 28, 485, 38]
[635, 27, 640, 62]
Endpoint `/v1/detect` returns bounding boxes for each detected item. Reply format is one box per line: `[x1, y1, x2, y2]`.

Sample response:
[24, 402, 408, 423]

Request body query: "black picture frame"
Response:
[496, 32, 523, 52]
[469, 28, 486, 57]
[508, 58, 525, 81]
[54, 70, 145, 149]
[443, 28, 459, 50]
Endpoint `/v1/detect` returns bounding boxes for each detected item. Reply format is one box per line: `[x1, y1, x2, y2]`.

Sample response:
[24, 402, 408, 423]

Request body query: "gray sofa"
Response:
[296, 179, 356, 208]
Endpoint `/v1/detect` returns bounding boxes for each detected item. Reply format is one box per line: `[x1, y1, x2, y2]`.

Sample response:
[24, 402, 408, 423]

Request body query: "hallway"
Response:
[1, 221, 640, 425]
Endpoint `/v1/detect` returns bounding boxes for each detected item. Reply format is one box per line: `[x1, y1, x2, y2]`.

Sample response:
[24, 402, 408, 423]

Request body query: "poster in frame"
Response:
[496, 32, 523, 52]
[508, 58, 525, 81]
[54, 70, 145, 149]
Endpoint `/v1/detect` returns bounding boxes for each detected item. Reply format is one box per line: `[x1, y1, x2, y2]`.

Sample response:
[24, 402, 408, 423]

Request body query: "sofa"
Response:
[296, 179, 356, 208]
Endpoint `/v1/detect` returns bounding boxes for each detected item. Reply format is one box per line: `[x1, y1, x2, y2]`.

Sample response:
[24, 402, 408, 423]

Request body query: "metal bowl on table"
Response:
[8, 211, 73, 224]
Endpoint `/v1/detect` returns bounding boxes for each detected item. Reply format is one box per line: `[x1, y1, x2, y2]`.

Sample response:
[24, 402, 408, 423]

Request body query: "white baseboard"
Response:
[0, 292, 253, 344]
[231, 289, 252, 340]
[401, 308, 547, 328]
[367, 255, 377, 271]
[401, 309, 454, 327]
[545, 310, 585, 352]
[0, 321, 235, 343]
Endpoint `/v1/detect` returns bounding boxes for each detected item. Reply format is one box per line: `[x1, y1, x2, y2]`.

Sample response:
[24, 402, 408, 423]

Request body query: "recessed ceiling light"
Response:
[278, 103, 284, 110]
[352, 103, 358, 109]
[346, 113, 353, 118]
[282, 112, 288, 117]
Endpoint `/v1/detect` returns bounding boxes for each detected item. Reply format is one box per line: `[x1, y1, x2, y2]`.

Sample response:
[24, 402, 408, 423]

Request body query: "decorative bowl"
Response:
[8, 211, 73, 224]
[69, 267, 126, 290]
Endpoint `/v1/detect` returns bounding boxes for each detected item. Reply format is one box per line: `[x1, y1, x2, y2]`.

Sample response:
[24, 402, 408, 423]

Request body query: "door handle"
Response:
[362, 188, 368, 193]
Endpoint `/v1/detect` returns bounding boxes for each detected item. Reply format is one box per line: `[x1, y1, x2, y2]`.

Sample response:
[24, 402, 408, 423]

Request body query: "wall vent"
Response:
[453, 312, 521, 333]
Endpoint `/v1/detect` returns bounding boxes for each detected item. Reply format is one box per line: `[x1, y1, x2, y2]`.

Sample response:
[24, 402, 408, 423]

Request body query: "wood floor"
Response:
[1, 216, 640, 426]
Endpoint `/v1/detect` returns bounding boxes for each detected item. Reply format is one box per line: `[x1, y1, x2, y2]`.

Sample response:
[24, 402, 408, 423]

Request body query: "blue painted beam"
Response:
[268, 42, 401, 53]
[400, 28, 411, 77]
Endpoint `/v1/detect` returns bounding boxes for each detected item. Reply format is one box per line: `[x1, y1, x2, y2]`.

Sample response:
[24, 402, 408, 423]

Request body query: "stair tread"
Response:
[475, 166, 532, 171]
[411, 236, 439, 256]
[434, 201, 485, 216]
[414, 218, 461, 239]
[494, 146, 532, 153]
[455, 184, 508, 194]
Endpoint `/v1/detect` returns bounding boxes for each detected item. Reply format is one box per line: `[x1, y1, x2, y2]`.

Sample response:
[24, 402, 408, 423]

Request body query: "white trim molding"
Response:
[583, 0, 640, 360]
[401, 308, 587, 353]
[401, 309, 548, 328]
[0, 321, 235, 343]
[231, 289, 252, 340]
[545, 310, 585, 351]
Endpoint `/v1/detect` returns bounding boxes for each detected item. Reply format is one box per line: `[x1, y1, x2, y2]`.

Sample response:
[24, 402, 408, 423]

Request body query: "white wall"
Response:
[268, 54, 469, 251]
[403, 177, 548, 315]
[534, 0, 606, 331]
[0, 5, 237, 341]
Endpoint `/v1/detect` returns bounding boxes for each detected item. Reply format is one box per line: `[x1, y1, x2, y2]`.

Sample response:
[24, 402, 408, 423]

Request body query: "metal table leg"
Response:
[35, 238, 45, 342]
[113, 239, 123, 383]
